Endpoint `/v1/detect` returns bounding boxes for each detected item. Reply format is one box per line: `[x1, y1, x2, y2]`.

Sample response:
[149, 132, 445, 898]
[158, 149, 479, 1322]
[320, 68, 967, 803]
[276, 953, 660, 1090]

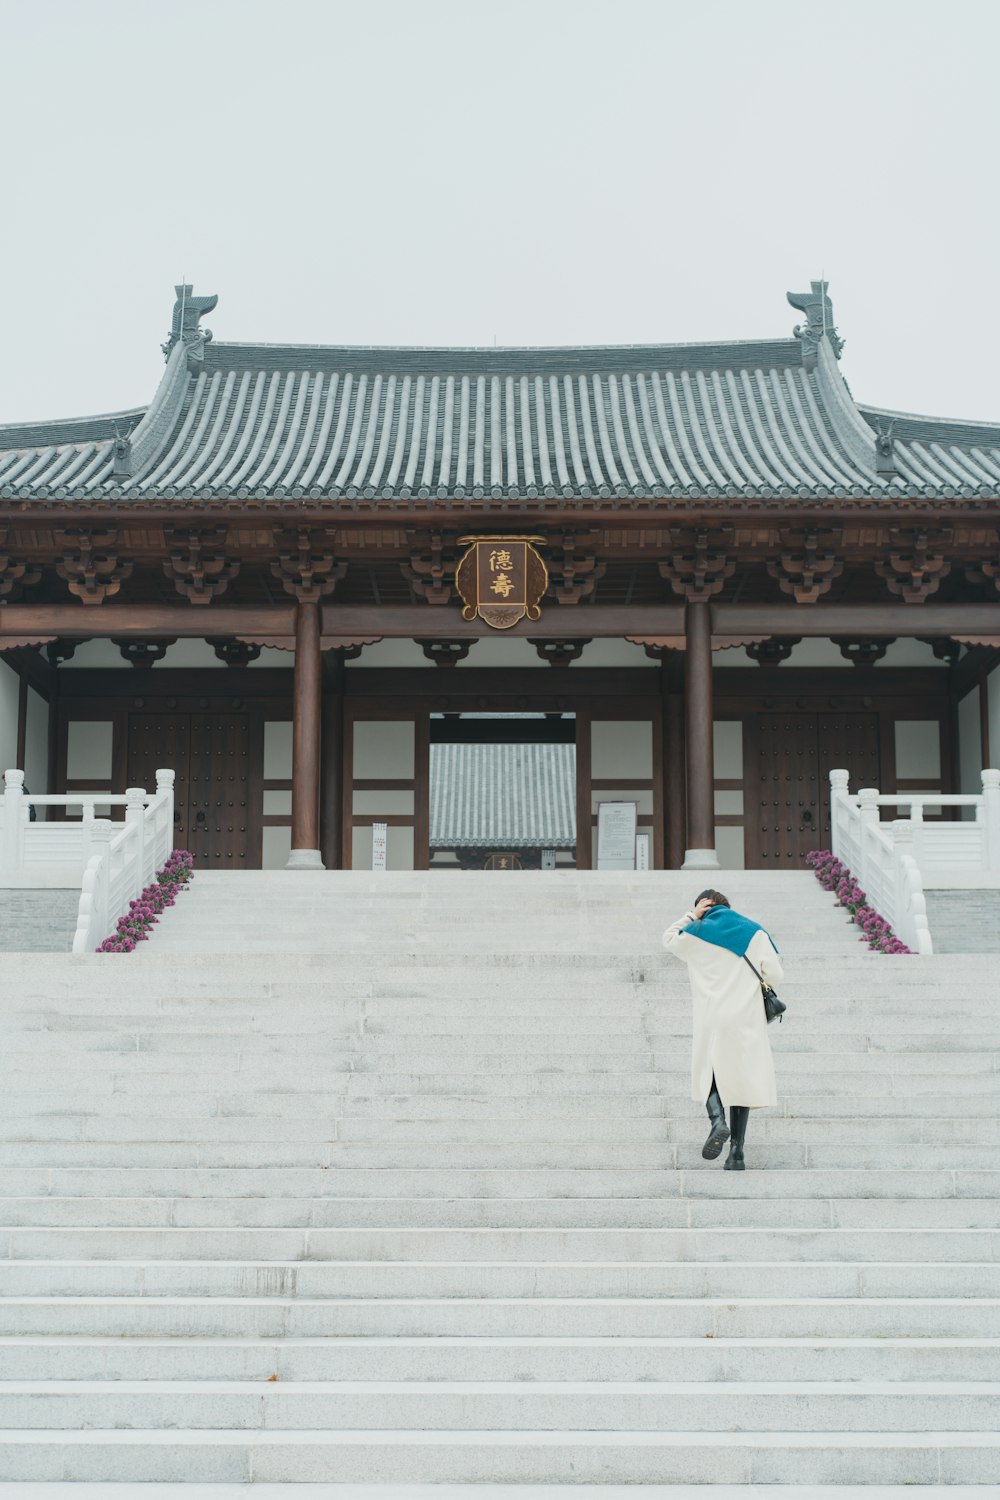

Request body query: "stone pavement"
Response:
[0, 871, 997, 1483]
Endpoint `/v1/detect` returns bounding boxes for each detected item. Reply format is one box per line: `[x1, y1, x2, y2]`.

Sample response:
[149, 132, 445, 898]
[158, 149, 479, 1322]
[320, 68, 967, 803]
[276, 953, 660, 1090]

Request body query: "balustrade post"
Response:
[156, 769, 176, 867]
[857, 787, 879, 893]
[890, 818, 930, 954]
[1, 769, 25, 876]
[908, 796, 925, 869]
[125, 787, 146, 889]
[983, 769, 1000, 872]
[829, 769, 849, 861]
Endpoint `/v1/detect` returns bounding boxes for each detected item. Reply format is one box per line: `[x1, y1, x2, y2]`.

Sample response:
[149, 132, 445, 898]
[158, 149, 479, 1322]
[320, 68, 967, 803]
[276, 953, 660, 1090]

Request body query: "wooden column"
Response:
[288, 600, 324, 869]
[683, 600, 719, 869]
[661, 656, 686, 869]
[320, 654, 344, 870]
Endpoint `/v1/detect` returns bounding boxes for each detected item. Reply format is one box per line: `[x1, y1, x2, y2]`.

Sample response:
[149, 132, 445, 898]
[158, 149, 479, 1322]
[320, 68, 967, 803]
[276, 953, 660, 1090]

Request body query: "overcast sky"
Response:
[0, 0, 996, 425]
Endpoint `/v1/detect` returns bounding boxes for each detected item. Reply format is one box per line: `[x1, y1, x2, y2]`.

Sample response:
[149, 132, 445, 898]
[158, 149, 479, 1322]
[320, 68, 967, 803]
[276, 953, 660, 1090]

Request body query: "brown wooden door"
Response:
[127, 713, 193, 846]
[817, 713, 880, 843]
[752, 713, 820, 865]
[127, 712, 252, 869]
[188, 714, 252, 868]
[750, 711, 880, 866]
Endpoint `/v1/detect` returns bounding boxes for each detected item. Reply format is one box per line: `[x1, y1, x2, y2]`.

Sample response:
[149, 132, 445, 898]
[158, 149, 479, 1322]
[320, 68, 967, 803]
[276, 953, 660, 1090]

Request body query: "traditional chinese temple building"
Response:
[0, 281, 997, 871]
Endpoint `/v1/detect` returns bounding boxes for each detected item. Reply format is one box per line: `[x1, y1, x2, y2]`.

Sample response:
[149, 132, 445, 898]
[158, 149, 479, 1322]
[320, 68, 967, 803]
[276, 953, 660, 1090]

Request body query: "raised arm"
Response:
[662, 911, 697, 960]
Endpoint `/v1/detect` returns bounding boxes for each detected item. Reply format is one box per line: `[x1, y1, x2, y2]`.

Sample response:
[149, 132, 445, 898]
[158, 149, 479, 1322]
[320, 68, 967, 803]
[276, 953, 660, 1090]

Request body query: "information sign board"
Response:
[372, 821, 388, 871]
[596, 801, 638, 870]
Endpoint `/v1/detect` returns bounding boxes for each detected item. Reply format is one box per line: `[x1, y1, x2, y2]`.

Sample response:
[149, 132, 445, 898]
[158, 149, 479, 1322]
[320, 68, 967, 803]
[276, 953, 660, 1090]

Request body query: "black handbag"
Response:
[743, 954, 786, 1024]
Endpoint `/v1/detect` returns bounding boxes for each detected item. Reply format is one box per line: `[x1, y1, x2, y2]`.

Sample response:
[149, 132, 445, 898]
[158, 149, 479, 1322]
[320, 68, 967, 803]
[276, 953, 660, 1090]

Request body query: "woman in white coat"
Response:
[662, 889, 783, 1170]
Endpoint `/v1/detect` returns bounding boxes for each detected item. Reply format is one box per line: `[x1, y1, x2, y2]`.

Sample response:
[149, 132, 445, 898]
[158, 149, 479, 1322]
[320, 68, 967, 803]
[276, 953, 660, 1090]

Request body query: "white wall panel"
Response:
[353, 790, 415, 815]
[895, 720, 941, 781]
[262, 825, 292, 869]
[713, 721, 743, 779]
[262, 790, 292, 815]
[591, 721, 652, 779]
[715, 826, 746, 869]
[263, 722, 293, 779]
[590, 788, 654, 816]
[388, 826, 415, 869]
[66, 721, 113, 780]
[0, 658, 18, 774]
[353, 721, 415, 779]
[352, 825, 374, 869]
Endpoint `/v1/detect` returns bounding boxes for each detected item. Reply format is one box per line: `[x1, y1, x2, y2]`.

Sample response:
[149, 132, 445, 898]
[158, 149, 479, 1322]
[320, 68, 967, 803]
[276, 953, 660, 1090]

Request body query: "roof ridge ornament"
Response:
[874, 419, 897, 478]
[787, 279, 844, 368]
[161, 283, 218, 361]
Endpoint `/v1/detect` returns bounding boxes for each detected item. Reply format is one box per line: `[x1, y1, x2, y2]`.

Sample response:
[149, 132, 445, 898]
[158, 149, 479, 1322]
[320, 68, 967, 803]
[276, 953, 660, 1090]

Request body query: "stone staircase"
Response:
[0, 888, 79, 953]
[0, 869, 997, 1485]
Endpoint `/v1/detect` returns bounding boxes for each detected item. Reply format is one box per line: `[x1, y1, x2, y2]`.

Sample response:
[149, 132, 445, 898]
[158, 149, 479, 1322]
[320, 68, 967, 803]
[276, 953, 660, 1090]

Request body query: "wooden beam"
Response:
[0, 606, 295, 639]
[3, 600, 996, 645]
[714, 605, 1000, 637]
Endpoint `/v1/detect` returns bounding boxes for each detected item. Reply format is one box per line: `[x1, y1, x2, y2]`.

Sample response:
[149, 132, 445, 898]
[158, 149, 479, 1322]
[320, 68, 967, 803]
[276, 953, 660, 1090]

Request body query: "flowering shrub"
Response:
[805, 850, 912, 955]
[96, 850, 194, 953]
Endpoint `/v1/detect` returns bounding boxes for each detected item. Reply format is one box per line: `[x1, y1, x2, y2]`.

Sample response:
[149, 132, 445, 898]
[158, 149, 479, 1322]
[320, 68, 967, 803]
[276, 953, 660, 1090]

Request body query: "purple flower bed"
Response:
[805, 850, 912, 954]
[96, 850, 194, 953]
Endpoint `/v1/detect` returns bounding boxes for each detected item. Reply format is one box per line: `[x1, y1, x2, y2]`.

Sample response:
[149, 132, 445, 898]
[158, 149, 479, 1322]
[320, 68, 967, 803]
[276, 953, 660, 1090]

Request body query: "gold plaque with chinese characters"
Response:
[455, 536, 547, 630]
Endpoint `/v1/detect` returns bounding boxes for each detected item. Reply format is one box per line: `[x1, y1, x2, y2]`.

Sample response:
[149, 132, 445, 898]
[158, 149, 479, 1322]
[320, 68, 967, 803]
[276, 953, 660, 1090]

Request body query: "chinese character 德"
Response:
[489, 548, 513, 573]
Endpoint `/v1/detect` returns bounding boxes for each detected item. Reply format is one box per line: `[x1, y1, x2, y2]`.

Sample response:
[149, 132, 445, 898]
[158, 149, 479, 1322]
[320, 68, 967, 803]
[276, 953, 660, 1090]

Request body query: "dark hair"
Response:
[695, 889, 730, 908]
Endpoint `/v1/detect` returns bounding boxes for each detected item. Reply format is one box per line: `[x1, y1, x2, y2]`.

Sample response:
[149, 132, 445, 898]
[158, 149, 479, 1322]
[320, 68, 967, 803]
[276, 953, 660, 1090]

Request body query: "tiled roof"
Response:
[1, 285, 999, 502]
[430, 743, 576, 849]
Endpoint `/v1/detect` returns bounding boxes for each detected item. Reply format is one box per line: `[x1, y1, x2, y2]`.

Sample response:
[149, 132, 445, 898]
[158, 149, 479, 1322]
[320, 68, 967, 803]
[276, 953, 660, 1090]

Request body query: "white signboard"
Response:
[635, 832, 650, 871]
[541, 849, 556, 870]
[372, 821, 388, 871]
[596, 801, 638, 871]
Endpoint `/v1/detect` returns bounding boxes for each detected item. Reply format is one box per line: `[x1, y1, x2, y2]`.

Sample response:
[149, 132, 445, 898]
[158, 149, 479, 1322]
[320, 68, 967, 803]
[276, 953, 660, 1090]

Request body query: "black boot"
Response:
[702, 1081, 730, 1160]
[724, 1106, 749, 1170]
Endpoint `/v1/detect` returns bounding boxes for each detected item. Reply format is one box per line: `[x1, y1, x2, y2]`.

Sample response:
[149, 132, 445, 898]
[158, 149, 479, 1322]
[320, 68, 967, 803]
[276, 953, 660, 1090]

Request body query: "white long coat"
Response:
[662, 912, 784, 1108]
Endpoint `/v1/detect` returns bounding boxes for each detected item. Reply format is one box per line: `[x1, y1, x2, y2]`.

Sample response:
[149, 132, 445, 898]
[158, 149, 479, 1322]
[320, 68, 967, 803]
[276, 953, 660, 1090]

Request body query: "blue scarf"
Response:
[681, 904, 777, 957]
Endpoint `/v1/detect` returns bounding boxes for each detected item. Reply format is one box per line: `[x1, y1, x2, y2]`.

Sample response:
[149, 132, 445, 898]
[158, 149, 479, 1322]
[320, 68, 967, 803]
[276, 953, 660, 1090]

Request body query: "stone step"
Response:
[2, 1226, 997, 1262]
[3, 1377, 1000, 1432]
[0, 1142, 994, 1172]
[0, 1426, 994, 1483]
[4, 1295, 998, 1340]
[0, 1166, 995, 1199]
[3, 1114, 996, 1148]
[11, 1070, 990, 1098]
[3, 1334, 998, 1384]
[0, 1196, 994, 1230]
[1, 1260, 997, 1299]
